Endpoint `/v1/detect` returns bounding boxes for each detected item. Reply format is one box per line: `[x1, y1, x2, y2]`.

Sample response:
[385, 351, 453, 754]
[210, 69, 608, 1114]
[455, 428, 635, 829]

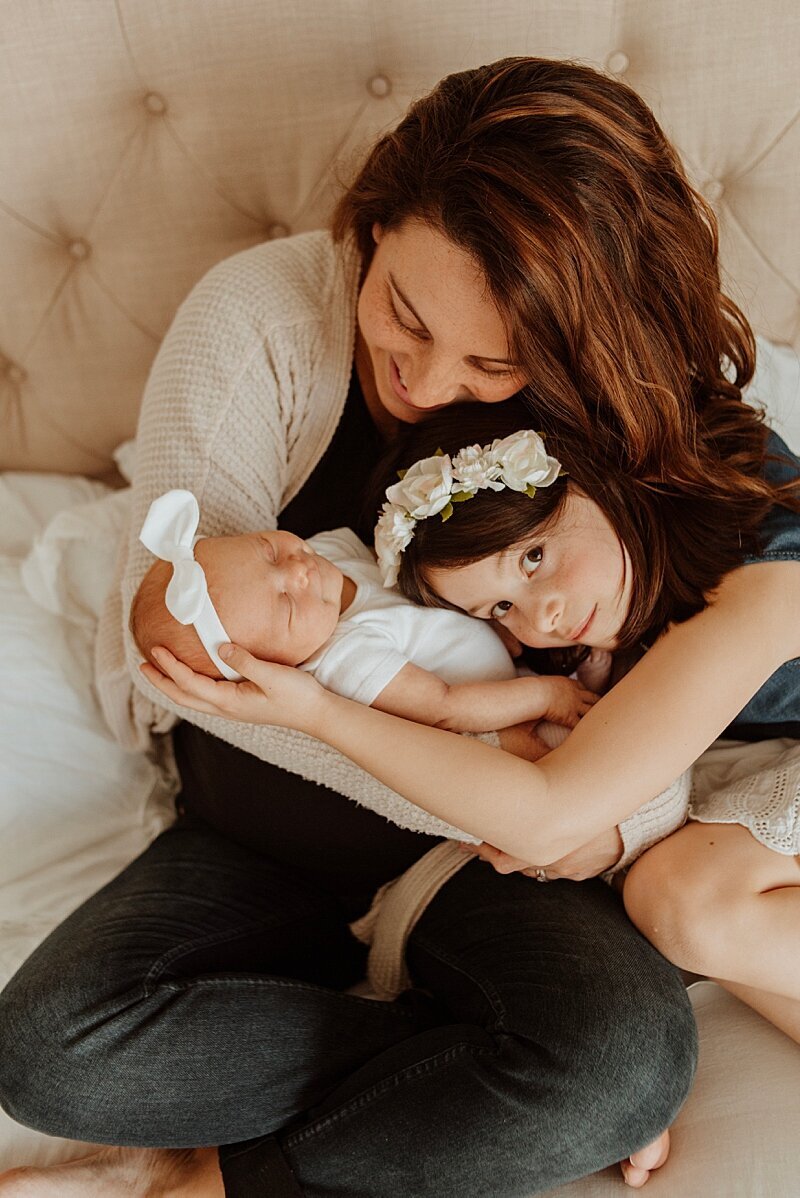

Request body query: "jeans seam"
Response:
[142, 907, 358, 995]
[410, 932, 508, 1028]
[282, 1040, 496, 1149]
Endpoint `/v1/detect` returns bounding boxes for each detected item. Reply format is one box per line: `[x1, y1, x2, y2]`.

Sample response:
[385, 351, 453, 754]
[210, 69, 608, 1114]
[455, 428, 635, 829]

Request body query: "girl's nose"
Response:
[530, 595, 563, 636]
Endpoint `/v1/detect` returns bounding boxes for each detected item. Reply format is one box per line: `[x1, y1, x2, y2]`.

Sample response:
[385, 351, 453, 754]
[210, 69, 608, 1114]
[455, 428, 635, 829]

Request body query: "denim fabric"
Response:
[0, 815, 697, 1197]
[732, 430, 800, 733]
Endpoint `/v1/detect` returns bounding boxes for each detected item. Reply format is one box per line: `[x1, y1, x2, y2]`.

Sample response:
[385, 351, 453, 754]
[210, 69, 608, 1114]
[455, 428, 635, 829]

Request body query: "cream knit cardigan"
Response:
[96, 230, 687, 859]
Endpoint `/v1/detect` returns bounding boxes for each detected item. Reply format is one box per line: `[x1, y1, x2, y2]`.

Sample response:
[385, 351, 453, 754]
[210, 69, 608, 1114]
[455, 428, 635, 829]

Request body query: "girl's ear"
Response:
[372, 222, 384, 245]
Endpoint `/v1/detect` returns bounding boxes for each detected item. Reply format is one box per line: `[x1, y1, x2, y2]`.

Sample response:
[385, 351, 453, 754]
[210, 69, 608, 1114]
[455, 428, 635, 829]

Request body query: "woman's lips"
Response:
[568, 605, 597, 642]
[389, 356, 415, 405]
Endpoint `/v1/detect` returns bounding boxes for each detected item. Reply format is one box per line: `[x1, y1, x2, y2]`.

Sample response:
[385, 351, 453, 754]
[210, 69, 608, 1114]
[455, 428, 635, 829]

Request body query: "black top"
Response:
[174, 370, 440, 902]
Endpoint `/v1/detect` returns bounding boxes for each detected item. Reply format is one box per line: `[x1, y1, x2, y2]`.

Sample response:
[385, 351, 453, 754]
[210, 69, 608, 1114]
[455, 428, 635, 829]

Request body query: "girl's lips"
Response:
[569, 605, 597, 642]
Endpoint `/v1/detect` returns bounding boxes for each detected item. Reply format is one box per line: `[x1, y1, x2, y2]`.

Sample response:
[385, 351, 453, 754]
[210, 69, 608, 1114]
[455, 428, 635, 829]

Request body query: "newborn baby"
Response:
[131, 490, 596, 735]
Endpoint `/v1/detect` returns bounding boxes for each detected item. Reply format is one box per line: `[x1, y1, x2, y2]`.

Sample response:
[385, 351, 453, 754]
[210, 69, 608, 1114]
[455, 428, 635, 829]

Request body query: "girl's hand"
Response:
[538, 676, 598, 728]
[140, 644, 328, 735]
[463, 825, 623, 880]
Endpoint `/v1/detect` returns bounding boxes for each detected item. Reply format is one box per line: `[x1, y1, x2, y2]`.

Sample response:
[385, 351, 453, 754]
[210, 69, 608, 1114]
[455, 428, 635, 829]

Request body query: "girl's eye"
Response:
[522, 547, 543, 575]
[491, 599, 513, 620]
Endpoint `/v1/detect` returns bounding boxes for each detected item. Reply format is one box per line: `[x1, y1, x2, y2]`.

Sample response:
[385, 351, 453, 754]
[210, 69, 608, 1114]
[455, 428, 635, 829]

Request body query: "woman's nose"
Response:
[407, 352, 461, 409]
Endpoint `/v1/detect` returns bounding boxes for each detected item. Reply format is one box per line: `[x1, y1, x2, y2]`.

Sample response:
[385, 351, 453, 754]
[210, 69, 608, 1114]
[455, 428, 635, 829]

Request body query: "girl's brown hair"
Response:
[370, 400, 799, 651]
[335, 56, 770, 503]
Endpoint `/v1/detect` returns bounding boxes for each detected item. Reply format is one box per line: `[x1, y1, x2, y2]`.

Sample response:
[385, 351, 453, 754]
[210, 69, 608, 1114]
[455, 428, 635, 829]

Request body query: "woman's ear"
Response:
[371, 222, 384, 245]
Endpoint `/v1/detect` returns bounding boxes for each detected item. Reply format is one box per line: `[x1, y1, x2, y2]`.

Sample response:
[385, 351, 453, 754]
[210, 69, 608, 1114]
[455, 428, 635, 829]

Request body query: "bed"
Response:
[1, 1, 799, 1192]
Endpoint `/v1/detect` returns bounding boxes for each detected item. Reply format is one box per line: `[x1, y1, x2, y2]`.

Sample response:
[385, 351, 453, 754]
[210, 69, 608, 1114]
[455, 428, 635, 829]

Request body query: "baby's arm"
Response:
[371, 662, 597, 732]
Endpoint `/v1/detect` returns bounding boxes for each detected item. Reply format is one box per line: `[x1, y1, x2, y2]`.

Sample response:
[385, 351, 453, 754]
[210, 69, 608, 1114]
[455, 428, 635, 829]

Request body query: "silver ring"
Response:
[533, 867, 549, 883]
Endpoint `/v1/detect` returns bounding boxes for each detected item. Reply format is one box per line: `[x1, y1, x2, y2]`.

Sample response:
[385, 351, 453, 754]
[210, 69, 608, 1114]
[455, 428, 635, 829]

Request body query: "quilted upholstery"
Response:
[0, 1, 798, 474]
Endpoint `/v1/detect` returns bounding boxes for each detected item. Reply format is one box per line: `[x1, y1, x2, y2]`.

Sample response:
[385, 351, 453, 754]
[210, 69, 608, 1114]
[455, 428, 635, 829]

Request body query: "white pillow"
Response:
[748, 335, 800, 454]
[0, 472, 172, 957]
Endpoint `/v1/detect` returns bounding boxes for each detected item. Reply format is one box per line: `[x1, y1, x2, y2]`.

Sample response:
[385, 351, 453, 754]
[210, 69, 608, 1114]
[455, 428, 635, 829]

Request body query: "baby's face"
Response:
[197, 530, 344, 666]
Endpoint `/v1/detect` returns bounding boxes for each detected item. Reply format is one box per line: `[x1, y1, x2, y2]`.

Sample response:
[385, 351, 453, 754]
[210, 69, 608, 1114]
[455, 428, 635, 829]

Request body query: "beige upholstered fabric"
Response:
[1, 0, 798, 474]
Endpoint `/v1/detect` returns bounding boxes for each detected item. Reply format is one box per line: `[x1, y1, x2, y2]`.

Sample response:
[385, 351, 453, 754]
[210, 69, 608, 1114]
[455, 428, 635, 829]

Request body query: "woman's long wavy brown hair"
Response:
[335, 56, 771, 495]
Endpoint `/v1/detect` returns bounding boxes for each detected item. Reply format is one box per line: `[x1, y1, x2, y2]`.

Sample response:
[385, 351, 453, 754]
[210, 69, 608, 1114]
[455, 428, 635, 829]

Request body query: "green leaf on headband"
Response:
[450, 490, 474, 503]
[397, 468, 407, 480]
[440, 502, 454, 522]
[558, 468, 568, 477]
[435, 447, 444, 457]
[525, 484, 538, 499]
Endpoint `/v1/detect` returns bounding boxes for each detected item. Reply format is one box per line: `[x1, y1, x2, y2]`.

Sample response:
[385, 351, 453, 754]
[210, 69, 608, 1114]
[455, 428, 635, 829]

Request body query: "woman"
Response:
[0, 57, 724, 1196]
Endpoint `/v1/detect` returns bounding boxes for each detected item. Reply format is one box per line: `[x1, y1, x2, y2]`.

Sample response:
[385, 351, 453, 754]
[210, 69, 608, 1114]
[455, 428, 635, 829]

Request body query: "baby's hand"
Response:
[537, 675, 598, 728]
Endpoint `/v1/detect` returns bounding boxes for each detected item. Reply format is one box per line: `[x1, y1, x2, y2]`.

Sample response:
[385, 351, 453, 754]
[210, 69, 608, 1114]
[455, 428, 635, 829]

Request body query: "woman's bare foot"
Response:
[0, 1146, 224, 1197]
[620, 1129, 670, 1188]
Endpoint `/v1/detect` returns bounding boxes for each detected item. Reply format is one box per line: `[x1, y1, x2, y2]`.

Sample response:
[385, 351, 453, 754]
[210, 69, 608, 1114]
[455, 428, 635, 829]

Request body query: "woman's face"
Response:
[356, 219, 526, 432]
[425, 490, 633, 651]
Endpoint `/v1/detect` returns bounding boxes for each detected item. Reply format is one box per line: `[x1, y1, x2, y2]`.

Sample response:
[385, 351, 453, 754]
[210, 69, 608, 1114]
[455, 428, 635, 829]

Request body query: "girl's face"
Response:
[356, 218, 526, 433]
[425, 491, 633, 651]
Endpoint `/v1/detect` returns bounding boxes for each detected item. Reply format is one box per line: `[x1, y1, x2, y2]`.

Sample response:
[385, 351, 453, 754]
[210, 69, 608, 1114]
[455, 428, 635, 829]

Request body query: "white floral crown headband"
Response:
[374, 429, 563, 587]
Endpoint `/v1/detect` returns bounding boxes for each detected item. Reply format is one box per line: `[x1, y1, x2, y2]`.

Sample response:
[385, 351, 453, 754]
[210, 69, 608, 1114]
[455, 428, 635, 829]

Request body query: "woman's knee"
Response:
[497, 987, 696, 1156]
[0, 940, 115, 1133]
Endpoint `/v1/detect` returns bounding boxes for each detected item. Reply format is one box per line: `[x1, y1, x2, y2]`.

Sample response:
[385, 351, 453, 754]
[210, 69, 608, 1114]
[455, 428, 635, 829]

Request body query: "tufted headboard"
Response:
[1, 0, 798, 476]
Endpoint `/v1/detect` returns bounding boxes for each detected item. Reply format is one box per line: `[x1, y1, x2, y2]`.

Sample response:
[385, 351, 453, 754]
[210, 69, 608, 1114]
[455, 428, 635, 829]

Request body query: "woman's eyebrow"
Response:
[388, 273, 516, 367]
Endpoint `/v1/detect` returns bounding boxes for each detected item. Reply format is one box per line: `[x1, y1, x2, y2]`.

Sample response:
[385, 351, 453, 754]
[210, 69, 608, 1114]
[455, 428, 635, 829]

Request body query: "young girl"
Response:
[144, 399, 800, 1046]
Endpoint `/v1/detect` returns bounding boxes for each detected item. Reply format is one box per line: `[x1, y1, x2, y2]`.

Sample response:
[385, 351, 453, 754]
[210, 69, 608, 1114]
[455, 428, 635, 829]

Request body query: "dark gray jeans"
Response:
[0, 816, 696, 1197]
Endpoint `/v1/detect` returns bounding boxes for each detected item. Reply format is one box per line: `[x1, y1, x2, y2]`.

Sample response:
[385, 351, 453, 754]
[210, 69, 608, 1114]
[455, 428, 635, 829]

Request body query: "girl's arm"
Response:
[144, 560, 800, 863]
[372, 663, 597, 732]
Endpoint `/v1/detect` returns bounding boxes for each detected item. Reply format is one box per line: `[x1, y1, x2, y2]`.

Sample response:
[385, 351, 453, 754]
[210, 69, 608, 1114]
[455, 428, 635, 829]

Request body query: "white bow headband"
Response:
[139, 489, 242, 681]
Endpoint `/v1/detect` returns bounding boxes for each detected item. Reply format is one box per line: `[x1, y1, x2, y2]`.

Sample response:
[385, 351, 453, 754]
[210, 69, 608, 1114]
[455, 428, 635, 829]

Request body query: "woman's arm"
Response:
[145, 560, 800, 862]
[373, 663, 597, 732]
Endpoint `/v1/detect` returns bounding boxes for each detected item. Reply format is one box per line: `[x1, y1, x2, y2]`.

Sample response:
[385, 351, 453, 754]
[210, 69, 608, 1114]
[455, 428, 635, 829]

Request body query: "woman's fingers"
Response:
[151, 647, 233, 701]
[472, 842, 534, 874]
[140, 660, 222, 716]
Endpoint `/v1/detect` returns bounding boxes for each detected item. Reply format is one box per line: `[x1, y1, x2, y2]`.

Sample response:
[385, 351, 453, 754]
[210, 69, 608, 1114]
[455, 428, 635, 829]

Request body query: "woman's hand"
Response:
[140, 644, 328, 735]
[464, 825, 623, 880]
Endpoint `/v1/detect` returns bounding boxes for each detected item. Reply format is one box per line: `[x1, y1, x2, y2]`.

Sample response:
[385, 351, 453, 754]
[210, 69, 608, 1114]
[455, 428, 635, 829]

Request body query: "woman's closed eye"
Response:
[388, 299, 428, 341]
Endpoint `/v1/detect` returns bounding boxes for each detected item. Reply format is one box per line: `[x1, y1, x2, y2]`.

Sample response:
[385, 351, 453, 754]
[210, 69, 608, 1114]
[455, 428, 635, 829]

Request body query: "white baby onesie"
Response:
[299, 528, 516, 705]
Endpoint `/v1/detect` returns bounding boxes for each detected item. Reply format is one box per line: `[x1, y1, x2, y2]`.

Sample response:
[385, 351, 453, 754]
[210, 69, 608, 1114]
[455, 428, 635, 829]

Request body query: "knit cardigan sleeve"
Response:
[95, 232, 475, 841]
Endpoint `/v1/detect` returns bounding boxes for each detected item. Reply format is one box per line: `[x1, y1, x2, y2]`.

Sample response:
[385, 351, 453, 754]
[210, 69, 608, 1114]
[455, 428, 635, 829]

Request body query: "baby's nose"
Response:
[285, 556, 311, 589]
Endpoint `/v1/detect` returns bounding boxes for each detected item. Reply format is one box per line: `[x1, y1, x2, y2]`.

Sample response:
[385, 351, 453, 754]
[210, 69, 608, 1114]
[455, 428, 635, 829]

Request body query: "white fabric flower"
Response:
[374, 502, 416, 588]
[490, 430, 562, 493]
[385, 454, 454, 519]
[451, 444, 503, 494]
